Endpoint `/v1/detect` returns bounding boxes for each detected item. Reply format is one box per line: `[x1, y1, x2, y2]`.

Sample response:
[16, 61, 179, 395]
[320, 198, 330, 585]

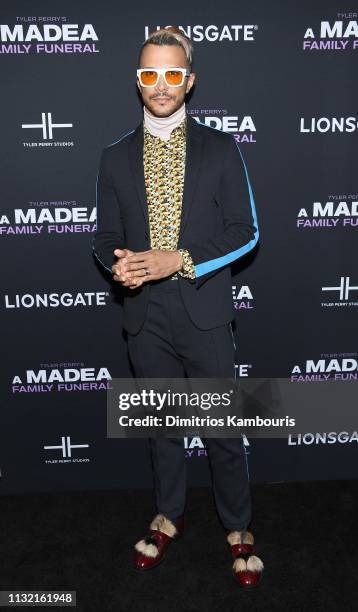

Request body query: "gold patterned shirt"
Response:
[143, 117, 196, 280]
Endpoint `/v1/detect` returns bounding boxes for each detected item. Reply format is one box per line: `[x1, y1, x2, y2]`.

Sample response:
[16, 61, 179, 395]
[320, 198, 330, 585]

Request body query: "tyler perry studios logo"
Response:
[0, 18, 100, 55]
[144, 24, 259, 43]
[296, 195, 358, 229]
[43, 435, 90, 464]
[321, 276, 358, 308]
[21, 112, 74, 148]
[302, 13, 358, 50]
[0, 201, 96, 237]
[188, 108, 256, 144]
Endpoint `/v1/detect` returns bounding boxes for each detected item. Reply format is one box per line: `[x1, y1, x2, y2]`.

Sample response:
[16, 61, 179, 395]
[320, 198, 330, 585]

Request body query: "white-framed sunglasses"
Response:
[137, 67, 190, 88]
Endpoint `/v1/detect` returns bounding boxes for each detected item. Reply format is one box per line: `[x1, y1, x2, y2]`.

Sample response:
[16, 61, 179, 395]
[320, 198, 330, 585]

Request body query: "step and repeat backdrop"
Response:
[1, 1, 357, 494]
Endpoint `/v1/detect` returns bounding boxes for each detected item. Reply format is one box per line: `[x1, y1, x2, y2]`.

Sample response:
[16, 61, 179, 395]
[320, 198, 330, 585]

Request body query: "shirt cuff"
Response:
[177, 249, 196, 279]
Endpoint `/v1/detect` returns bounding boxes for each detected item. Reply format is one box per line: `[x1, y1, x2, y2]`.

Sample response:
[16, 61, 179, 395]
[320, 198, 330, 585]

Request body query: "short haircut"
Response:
[139, 26, 193, 69]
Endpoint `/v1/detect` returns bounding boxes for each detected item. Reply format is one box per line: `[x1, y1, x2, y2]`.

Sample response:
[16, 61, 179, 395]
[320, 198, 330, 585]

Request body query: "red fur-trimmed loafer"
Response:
[133, 513, 184, 571]
[227, 530, 264, 588]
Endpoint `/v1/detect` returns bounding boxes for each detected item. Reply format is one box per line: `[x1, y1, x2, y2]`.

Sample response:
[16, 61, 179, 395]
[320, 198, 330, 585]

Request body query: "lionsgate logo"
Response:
[188, 108, 256, 144]
[296, 195, 358, 229]
[43, 435, 90, 464]
[290, 353, 358, 382]
[0, 201, 96, 236]
[234, 362, 253, 378]
[0, 18, 100, 54]
[300, 116, 358, 134]
[12, 364, 112, 394]
[22, 112, 74, 148]
[288, 431, 358, 446]
[3, 291, 109, 310]
[321, 276, 358, 308]
[144, 24, 258, 42]
[302, 14, 358, 50]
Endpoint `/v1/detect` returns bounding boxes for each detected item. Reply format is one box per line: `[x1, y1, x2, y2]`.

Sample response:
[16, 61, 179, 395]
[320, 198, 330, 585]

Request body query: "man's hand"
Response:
[112, 249, 183, 289]
[112, 248, 138, 288]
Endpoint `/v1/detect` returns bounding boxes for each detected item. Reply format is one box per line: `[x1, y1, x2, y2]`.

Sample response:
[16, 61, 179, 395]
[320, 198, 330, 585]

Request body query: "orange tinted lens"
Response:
[140, 70, 158, 86]
[165, 70, 183, 86]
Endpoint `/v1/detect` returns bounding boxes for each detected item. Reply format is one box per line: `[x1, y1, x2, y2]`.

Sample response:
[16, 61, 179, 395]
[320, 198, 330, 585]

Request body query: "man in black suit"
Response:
[92, 26, 263, 587]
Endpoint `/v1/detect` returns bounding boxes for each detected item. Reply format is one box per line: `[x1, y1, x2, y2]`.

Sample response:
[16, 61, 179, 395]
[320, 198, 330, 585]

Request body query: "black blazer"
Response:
[92, 115, 259, 334]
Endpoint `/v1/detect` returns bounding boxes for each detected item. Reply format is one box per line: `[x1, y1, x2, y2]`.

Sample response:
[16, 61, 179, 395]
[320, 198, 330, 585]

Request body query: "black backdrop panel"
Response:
[0, 1, 357, 493]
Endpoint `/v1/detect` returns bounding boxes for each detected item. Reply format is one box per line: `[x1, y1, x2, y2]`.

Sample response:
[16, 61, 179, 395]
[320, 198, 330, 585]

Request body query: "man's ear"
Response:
[186, 72, 196, 93]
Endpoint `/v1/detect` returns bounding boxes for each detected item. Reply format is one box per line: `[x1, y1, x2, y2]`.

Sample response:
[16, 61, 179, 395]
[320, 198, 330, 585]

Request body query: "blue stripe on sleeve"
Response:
[194, 141, 259, 278]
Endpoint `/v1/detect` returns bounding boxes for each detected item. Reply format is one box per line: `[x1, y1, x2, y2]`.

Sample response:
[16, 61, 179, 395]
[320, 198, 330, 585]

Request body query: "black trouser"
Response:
[127, 276, 251, 531]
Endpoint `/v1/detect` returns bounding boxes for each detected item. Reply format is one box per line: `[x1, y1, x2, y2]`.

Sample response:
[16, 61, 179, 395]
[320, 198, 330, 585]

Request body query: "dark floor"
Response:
[1, 480, 358, 611]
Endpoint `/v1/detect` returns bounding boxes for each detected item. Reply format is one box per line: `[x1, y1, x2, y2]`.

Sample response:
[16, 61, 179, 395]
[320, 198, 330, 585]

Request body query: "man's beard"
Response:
[146, 93, 182, 117]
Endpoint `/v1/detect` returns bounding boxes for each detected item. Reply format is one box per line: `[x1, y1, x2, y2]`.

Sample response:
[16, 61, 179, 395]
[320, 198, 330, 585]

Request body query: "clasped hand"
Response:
[111, 248, 182, 289]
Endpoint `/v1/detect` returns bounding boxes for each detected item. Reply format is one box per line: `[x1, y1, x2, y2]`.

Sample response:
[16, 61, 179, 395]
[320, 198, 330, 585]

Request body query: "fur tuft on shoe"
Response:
[247, 555, 264, 572]
[149, 513, 178, 538]
[232, 557, 247, 573]
[233, 554, 264, 573]
[227, 530, 254, 546]
[134, 538, 159, 558]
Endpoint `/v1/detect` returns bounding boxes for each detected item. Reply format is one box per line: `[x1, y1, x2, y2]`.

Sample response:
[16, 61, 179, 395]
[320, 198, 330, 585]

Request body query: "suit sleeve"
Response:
[91, 147, 126, 274]
[182, 136, 259, 289]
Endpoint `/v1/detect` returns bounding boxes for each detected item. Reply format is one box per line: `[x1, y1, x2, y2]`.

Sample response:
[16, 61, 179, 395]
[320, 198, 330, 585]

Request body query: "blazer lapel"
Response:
[128, 114, 204, 243]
